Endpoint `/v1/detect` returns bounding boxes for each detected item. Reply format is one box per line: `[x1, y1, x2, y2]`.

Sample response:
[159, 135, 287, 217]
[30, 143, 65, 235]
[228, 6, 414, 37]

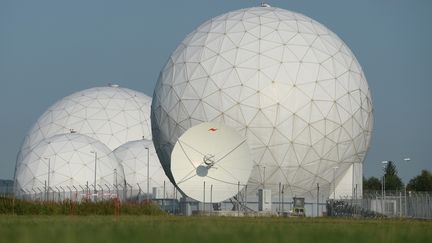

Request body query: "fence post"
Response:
[163, 181, 166, 210]
[123, 180, 126, 201]
[317, 183, 320, 217]
[44, 180, 47, 201]
[173, 184, 176, 214]
[203, 181, 205, 214]
[210, 184, 213, 213]
[399, 191, 402, 217]
[12, 192, 15, 216]
[278, 182, 281, 214]
[281, 185, 284, 214]
[245, 185, 248, 211]
[136, 183, 141, 202]
[237, 181, 240, 216]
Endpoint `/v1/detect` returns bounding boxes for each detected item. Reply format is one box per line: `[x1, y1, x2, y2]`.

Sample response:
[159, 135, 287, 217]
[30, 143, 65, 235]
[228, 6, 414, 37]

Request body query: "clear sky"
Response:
[1, 0, 431, 183]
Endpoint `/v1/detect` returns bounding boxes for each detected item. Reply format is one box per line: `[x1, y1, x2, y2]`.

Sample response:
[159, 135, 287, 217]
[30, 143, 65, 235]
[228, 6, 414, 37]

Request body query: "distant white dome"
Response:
[17, 85, 152, 165]
[113, 139, 175, 198]
[152, 6, 373, 200]
[15, 133, 125, 195]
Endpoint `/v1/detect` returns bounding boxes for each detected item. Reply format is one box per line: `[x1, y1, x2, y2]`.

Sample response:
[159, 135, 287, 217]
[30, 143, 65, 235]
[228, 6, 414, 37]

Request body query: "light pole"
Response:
[90, 151, 98, 198]
[403, 158, 411, 217]
[332, 166, 338, 199]
[263, 166, 266, 189]
[381, 161, 389, 214]
[145, 147, 150, 201]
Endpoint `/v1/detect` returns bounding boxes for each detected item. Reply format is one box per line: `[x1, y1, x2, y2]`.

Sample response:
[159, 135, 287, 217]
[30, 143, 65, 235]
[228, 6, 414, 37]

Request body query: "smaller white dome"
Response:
[17, 85, 153, 165]
[15, 133, 125, 195]
[113, 139, 175, 198]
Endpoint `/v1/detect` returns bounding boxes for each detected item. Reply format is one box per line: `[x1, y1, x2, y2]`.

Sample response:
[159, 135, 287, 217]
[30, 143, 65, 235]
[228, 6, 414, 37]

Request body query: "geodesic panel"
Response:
[15, 133, 125, 194]
[113, 139, 175, 198]
[17, 84, 152, 166]
[151, 5, 373, 200]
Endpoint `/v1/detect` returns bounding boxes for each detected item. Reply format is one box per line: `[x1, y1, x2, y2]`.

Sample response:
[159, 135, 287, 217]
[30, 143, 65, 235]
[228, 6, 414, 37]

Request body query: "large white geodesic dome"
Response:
[15, 133, 125, 195]
[113, 139, 175, 198]
[17, 84, 152, 165]
[151, 5, 373, 200]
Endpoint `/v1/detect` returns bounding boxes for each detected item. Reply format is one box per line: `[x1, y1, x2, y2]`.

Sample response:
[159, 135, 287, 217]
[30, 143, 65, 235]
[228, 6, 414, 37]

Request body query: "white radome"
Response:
[17, 84, 152, 166]
[15, 133, 125, 197]
[171, 122, 252, 202]
[151, 6, 373, 200]
[113, 139, 175, 198]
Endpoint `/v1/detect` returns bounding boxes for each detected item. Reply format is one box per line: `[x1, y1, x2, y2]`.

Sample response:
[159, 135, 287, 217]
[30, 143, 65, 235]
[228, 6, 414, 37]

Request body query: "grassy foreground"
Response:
[0, 215, 431, 243]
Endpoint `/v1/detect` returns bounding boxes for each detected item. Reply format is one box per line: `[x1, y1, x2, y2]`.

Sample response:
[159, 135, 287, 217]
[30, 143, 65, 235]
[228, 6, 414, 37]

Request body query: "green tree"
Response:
[383, 161, 404, 190]
[407, 170, 432, 191]
[363, 176, 382, 191]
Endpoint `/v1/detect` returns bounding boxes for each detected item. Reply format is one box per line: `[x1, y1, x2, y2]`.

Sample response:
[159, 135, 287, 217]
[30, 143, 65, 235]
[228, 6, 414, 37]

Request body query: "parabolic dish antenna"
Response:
[171, 122, 252, 203]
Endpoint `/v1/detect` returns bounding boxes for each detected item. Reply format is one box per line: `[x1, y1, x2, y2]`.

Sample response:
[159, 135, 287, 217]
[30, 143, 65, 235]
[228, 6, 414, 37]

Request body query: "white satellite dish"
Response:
[171, 122, 252, 203]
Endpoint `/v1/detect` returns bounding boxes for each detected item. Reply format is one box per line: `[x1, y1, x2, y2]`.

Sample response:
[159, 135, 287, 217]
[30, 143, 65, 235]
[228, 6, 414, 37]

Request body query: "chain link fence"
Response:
[2, 180, 176, 201]
[327, 190, 432, 219]
[2, 180, 431, 219]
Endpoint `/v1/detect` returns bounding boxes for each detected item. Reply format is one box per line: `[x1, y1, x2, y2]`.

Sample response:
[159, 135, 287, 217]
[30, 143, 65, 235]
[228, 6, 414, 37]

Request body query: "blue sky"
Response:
[1, 0, 431, 183]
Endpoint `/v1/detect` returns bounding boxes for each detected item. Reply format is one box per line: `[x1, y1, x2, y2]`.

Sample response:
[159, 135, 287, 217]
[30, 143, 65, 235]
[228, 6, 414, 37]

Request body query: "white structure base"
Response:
[258, 189, 272, 211]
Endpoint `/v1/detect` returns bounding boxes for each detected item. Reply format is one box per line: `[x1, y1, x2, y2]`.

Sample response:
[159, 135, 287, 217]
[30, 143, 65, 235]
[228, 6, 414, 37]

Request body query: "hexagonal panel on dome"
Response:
[151, 5, 373, 200]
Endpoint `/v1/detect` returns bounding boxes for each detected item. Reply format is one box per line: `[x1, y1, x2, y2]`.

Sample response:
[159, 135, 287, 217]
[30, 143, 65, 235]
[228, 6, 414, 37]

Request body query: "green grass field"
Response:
[0, 215, 431, 243]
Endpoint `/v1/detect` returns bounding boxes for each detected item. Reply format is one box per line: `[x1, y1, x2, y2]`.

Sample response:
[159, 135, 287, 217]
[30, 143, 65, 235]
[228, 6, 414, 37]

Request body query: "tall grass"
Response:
[0, 197, 164, 215]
